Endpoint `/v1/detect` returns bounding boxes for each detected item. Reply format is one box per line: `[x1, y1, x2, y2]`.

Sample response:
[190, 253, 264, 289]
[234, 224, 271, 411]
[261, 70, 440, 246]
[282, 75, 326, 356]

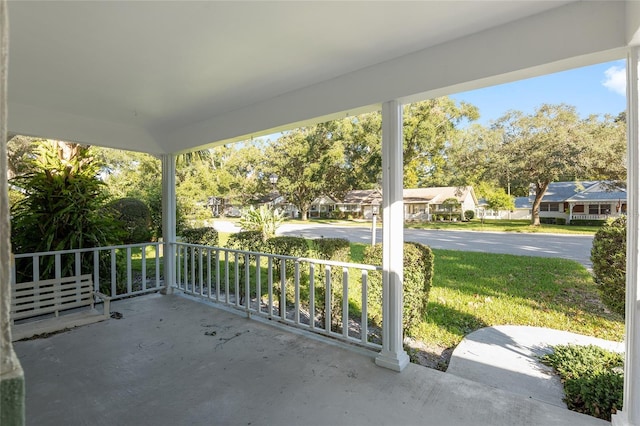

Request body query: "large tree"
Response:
[266, 123, 347, 220]
[493, 104, 625, 226]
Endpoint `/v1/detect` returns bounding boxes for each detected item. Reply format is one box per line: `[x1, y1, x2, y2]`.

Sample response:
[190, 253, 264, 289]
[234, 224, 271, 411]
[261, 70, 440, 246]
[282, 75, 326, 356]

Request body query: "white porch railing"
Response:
[11, 242, 164, 300]
[174, 242, 382, 350]
[570, 214, 613, 221]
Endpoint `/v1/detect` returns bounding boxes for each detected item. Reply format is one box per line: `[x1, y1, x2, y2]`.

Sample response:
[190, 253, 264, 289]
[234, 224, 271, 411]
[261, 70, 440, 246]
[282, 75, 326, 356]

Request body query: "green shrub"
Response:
[181, 227, 219, 247]
[464, 210, 475, 221]
[311, 238, 350, 262]
[363, 241, 434, 334]
[571, 219, 607, 226]
[107, 197, 152, 244]
[555, 218, 566, 225]
[266, 236, 309, 258]
[239, 205, 285, 241]
[226, 231, 264, 252]
[591, 216, 626, 316]
[541, 344, 624, 421]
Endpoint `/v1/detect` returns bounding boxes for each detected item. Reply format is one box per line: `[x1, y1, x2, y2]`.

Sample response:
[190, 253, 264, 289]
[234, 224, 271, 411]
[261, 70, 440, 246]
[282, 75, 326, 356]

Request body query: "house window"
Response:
[589, 204, 611, 215]
[573, 204, 584, 213]
[540, 203, 559, 212]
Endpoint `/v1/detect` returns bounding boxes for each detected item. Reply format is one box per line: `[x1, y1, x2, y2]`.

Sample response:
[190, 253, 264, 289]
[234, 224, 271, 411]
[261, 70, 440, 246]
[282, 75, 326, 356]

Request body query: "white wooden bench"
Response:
[10, 274, 111, 341]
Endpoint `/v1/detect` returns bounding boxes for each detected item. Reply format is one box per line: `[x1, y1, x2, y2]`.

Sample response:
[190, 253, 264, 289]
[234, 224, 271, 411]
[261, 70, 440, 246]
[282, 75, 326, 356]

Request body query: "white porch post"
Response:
[613, 46, 640, 426]
[375, 100, 410, 372]
[161, 154, 177, 295]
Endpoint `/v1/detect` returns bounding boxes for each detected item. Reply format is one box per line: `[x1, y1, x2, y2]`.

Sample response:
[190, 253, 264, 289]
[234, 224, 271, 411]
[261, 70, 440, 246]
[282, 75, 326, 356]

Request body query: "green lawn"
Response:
[351, 243, 623, 349]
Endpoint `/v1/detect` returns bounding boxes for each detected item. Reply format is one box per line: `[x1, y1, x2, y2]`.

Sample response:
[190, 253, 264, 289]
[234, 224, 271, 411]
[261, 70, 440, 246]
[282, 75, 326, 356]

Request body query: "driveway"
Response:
[214, 221, 594, 270]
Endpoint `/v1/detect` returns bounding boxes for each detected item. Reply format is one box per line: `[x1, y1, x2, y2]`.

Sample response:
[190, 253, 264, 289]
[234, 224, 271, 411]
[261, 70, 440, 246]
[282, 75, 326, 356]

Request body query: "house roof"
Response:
[514, 197, 532, 209]
[566, 191, 628, 202]
[342, 190, 382, 205]
[403, 186, 477, 205]
[538, 181, 600, 202]
[513, 181, 628, 208]
[7, 1, 637, 155]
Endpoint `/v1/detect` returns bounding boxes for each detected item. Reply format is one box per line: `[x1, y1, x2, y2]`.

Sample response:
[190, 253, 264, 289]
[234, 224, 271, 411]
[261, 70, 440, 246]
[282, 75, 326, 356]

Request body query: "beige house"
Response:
[404, 186, 479, 221]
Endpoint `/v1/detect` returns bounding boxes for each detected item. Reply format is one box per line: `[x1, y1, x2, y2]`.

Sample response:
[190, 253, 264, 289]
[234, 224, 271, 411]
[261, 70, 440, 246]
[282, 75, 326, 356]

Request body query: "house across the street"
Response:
[513, 181, 627, 224]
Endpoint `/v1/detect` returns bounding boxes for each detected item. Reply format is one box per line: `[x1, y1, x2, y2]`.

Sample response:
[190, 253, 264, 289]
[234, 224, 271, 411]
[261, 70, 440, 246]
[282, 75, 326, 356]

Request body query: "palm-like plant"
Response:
[238, 205, 285, 241]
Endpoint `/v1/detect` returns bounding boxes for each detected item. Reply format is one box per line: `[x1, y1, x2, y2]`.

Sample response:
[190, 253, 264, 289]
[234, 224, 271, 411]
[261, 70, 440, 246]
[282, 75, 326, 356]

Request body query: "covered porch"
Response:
[2, 1, 640, 425]
[14, 293, 608, 426]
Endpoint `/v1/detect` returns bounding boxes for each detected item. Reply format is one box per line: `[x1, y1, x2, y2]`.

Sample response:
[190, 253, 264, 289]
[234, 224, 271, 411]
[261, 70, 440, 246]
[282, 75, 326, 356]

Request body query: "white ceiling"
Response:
[7, 1, 639, 154]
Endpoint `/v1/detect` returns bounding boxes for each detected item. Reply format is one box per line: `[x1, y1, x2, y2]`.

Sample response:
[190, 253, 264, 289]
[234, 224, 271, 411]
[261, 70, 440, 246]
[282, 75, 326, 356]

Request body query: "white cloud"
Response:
[602, 65, 626, 96]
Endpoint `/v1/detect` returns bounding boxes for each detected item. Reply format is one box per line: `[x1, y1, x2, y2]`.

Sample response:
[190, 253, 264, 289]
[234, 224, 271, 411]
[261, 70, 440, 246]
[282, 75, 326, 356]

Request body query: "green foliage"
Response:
[265, 236, 309, 258]
[181, 227, 219, 247]
[226, 231, 264, 252]
[311, 238, 351, 262]
[107, 198, 152, 244]
[484, 188, 515, 212]
[464, 210, 475, 221]
[541, 344, 624, 421]
[10, 141, 122, 279]
[572, 219, 607, 227]
[238, 205, 285, 241]
[591, 216, 626, 316]
[363, 242, 434, 334]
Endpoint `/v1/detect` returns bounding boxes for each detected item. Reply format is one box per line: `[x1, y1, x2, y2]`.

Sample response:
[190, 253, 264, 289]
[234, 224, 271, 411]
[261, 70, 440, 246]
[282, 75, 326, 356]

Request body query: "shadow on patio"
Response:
[14, 293, 608, 426]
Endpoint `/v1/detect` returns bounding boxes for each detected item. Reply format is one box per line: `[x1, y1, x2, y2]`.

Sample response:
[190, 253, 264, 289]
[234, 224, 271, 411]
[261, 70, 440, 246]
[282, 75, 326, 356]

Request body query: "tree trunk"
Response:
[530, 181, 550, 226]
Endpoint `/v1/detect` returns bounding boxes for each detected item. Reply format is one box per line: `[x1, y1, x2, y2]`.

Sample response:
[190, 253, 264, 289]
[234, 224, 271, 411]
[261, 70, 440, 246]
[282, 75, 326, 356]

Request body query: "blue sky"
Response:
[450, 59, 627, 126]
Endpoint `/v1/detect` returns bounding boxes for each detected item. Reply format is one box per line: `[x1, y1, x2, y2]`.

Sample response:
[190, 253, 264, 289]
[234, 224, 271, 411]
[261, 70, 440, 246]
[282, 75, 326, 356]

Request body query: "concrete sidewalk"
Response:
[447, 325, 624, 407]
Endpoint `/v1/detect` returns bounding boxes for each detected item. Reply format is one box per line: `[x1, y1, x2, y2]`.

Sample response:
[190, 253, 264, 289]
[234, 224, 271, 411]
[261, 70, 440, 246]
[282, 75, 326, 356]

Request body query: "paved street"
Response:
[214, 221, 594, 270]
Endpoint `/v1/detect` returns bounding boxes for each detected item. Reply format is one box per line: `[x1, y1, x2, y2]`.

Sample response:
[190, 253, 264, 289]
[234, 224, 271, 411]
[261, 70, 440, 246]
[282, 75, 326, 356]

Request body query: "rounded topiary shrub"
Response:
[266, 236, 309, 258]
[311, 238, 350, 262]
[226, 230, 265, 253]
[591, 216, 626, 317]
[107, 197, 152, 244]
[464, 210, 475, 221]
[363, 241, 434, 334]
[181, 227, 219, 247]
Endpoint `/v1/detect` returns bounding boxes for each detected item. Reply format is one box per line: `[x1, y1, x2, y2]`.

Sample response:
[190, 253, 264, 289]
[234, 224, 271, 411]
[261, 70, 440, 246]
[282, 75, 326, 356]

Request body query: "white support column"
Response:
[161, 154, 177, 295]
[375, 100, 410, 372]
[613, 46, 640, 426]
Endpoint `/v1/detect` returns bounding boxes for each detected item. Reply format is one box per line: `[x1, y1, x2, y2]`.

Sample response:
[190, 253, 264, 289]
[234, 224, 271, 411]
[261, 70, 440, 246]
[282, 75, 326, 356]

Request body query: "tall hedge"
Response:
[266, 236, 309, 258]
[107, 197, 152, 244]
[226, 231, 264, 252]
[591, 216, 626, 316]
[181, 226, 219, 247]
[363, 241, 434, 334]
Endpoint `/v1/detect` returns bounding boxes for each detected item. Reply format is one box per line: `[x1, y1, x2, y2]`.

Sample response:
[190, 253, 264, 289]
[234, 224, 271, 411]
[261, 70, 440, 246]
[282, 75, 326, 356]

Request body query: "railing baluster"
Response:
[55, 254, 61, 279]
[32, 254, 39, 282]
[155, 244, 160, 289]
[176, 245, 182, 289]
[255, 255, 261, 314]
[126, 247, 132, 294]
[190, 246, 196, 294]
[225, 251, 230, 304]
[75, 252, 81, 277]
[199, 248, 204, 296]
[234, 252, 240, 307]
[342, 267, 349, 338]
[280, 258, 286, 320]
[244, 253, 250, 310]
[294, 261, 300, 324]
[110, 249, 117, 297]
[324, 265, 331, 332]
[267, 257, 273, 318]
[361, 270, 368, 344]
[142, 245, 147, 292]
[93, 250, 99, 292]
[309, 263, 315, 330]
[207, 248, 212, 299]
[215, 250, 220, 301]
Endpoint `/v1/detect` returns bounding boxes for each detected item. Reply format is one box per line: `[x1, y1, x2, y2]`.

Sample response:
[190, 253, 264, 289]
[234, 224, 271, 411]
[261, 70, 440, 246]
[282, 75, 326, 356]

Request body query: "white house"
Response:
[404, 186, 478, 221]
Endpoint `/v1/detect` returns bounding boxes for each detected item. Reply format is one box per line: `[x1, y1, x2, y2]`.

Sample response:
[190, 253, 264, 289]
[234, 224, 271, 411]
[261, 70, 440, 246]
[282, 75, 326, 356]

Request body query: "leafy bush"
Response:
[181, 227, 219, 247]
[464, 210, 475, 221]
[311, 238, 350, 262]
[239, 205, 285, 241]
[571, 219, 607, 227]
[363, 241, 434, 334]
[591, 216, 626, 316]
[10, 142, 122, 280]
[226, 231, 264, 252]
[541, 344, 624, 421]
[266, 236, 309, 258]
[107, 197, 152, 244]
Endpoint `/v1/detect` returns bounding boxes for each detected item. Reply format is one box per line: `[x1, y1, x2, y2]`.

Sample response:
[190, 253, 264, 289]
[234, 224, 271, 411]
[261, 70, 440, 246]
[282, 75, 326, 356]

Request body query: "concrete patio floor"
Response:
[13, 293, 609, 426]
